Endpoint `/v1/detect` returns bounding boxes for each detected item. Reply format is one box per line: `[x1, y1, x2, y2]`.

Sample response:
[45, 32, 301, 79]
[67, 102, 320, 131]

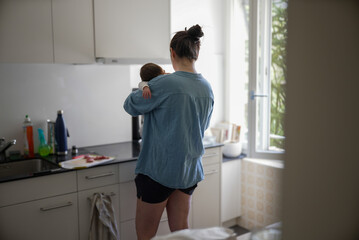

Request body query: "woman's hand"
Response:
[142, 86, 152, 99]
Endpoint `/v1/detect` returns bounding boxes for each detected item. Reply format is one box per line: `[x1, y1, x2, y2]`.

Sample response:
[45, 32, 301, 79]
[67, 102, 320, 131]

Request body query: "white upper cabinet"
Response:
[52, 0, 94, 63]
[94, 0, 171, 63]
[0, 0, 53, 63]
[0, 0, 94, 64]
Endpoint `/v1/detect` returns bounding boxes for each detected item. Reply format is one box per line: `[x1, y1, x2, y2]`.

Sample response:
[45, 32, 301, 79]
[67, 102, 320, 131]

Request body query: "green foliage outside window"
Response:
[270, 0, 288, 150]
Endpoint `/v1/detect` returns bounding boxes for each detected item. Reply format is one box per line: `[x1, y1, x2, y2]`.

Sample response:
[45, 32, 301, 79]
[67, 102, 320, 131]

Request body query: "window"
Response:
[248, 0, 288, 159]
[227, 0, 287, 160]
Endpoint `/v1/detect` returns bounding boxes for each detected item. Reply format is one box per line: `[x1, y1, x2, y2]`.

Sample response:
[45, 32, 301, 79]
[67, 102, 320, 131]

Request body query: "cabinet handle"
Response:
[85, 172, 115, 180]
[87, 192, 116, 201]
[203, 153, 218, 158]
[204, 169, 218, 176]
[40, 201, 73, 211]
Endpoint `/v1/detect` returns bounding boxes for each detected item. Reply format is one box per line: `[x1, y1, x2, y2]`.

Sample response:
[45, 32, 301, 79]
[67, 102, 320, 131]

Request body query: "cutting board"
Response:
[59, 155, 115, 169]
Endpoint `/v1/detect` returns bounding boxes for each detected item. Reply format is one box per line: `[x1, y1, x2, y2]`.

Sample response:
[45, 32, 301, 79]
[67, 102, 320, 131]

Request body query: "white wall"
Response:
[171, 0, 227, 126]
[283, 1, 359, 239]
[0, 63, 132, 153]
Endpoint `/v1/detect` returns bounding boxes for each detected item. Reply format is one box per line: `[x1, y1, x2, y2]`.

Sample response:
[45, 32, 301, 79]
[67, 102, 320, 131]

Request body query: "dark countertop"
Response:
[0, 141, 223, 183]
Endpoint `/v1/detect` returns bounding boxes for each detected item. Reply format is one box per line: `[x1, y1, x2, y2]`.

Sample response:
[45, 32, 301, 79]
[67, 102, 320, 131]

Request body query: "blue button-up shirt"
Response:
[123, 71, 214, 188]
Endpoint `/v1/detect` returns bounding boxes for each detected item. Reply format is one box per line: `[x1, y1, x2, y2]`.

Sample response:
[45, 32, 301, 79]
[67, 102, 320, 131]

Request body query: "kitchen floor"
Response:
[237, 232, 251, 240]
[229, 225, 251, 240]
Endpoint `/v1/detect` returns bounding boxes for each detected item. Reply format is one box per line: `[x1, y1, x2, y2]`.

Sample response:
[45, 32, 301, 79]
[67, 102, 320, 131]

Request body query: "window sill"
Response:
[243, 157, 284, 169]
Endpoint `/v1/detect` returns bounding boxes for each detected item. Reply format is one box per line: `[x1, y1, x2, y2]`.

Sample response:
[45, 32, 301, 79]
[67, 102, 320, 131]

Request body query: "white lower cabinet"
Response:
[221, 159, 242, 222]
[192, 163, 221, 228]
[119, 161, 171, 239]
[0, 146, 222, 240]
[0, 193, 78, 240]
[191, 147, 222, 228]
[78, 184, 120, 240]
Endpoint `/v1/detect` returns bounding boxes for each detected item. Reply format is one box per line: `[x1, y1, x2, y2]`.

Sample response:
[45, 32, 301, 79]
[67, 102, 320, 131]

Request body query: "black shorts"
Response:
[134, 174, 197, 204]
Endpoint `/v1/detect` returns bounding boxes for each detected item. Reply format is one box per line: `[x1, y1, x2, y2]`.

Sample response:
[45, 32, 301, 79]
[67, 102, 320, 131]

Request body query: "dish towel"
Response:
[89, 193, 120, 240]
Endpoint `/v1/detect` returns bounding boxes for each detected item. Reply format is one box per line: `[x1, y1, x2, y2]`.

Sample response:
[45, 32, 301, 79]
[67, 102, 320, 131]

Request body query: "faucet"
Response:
[0, 138, 16, 162]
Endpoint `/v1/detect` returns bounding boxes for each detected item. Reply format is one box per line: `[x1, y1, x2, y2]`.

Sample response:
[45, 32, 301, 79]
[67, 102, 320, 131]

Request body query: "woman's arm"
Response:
[123, 88, 165, 116]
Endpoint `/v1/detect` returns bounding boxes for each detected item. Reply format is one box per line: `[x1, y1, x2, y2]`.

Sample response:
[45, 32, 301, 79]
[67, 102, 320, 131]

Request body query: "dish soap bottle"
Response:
[23, 115, 34, 158]
[38, 128, 50, 157]
[55, 110, 68, 155]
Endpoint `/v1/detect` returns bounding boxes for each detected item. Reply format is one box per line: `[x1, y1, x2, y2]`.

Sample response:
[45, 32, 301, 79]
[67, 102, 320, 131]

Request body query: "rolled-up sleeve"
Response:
[123, 88, 166, 116]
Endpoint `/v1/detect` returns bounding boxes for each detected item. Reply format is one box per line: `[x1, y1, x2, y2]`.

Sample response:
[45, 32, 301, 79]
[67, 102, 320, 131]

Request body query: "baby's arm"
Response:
[138, 81, 152, 99]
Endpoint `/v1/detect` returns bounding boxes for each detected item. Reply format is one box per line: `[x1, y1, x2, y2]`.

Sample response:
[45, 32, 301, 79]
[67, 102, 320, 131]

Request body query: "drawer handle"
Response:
[40, 201, 73, 211]
[204, 169, 218, 176]
[85, 172, 115, 180]
[87, 192, 116, 201]
[203, 153, 218, 158]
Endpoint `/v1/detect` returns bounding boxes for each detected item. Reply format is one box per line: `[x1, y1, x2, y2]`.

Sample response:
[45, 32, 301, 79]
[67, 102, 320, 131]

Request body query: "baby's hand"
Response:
[142, 86, 152, 99]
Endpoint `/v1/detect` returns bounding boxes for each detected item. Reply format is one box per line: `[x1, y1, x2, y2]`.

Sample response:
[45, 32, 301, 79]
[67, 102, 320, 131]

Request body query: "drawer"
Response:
[0, 193, 78, 240]
[77, 165, 118, 191]
[0, 171, 77, 208]
[119, 160, 136, 183]
[202, 147, 222, 166]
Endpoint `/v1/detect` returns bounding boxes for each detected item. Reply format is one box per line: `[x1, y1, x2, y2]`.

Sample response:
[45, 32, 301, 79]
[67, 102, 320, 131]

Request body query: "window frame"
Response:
[247, 0, 285, 160]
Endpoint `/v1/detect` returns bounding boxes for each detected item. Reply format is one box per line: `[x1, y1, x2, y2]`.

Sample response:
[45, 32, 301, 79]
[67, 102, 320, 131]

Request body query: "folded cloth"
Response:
[151, 227, 236, 240]
[89, 193, 120, 240]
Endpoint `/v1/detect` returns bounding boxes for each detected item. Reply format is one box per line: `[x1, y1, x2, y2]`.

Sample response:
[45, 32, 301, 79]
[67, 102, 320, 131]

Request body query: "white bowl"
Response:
[223, 141, 242, 158]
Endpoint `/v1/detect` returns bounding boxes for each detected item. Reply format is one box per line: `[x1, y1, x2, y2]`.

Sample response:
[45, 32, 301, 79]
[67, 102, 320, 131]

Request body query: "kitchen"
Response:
[1, 0, 359, 240]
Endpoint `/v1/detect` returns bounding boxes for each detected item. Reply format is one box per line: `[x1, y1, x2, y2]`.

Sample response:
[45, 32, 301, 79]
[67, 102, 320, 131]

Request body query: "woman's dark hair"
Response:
[170, 24, 204, 61]
[140, 63, 165, 82]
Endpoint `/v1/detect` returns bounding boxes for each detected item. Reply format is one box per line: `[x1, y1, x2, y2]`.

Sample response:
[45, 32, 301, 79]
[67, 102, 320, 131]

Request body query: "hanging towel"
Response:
[89, 193, 120, 240]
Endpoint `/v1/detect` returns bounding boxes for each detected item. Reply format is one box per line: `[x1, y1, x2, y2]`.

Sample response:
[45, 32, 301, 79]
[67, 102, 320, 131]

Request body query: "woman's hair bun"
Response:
[187, 24, 204, 41]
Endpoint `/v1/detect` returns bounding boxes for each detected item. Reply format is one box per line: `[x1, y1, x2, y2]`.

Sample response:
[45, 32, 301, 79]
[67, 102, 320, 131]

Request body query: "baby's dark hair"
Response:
[140, 63, 165, 82]
[170, 24, 204, 61]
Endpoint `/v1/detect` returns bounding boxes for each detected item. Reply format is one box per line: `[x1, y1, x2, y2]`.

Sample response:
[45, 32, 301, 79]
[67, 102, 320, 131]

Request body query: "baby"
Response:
[138, 63, 166, 99]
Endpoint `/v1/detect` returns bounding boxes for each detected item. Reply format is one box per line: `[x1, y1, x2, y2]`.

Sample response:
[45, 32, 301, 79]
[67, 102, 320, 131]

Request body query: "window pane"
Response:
[270, 0, 287, 151]
[254, 0, 287, 154]
[255, 0, 271, 152]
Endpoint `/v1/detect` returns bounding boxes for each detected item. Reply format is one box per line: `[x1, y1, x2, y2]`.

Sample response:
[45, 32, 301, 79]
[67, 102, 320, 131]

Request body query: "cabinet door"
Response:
[78, 184, 120, 240]
[0, 0, 53, 63]
[0, 193, 78, 240]
[119, 180, 137, 222]
[94, 0, 170, 61]
[119, 180, 170, 238]
[192, 163, 221, 228]
[52, 0, 94, 63]
[221, 160, 242, 222]
[120, 216, 171, 239]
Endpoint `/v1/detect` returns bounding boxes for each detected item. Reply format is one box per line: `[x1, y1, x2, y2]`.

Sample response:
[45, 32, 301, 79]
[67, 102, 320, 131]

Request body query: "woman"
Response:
[124, 24, 214, 240]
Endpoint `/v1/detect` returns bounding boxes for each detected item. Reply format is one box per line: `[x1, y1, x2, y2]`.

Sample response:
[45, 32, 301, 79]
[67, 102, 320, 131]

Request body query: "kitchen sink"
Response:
[0, 158, 60, 179]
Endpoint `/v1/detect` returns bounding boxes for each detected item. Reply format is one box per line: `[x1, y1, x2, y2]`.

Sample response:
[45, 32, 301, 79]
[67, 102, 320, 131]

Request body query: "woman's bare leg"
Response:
[166, 190, 192, 232]
[136, 198, 167, 240]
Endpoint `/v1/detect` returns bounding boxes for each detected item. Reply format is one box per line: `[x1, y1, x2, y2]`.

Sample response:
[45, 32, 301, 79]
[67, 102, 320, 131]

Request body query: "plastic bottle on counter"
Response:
[55, 110, 68, 155]
[23, 115, 34, 158]
[38, 128, 50, 157]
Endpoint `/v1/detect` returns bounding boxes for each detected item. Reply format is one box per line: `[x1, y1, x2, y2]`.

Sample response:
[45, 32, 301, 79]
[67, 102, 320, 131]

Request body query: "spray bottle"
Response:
[23, 115, 34, 158]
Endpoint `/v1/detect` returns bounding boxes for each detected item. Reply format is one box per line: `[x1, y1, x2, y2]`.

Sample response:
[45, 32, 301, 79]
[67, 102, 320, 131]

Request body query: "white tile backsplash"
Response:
[0, 63, 132, 154]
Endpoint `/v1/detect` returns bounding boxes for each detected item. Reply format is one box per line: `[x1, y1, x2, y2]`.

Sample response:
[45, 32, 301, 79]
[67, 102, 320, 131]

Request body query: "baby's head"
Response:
[140, 63, 165, 82]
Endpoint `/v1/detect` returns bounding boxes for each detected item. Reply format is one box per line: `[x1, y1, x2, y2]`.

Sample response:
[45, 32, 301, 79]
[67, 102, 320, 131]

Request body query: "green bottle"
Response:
[38, 128, 50, 157]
